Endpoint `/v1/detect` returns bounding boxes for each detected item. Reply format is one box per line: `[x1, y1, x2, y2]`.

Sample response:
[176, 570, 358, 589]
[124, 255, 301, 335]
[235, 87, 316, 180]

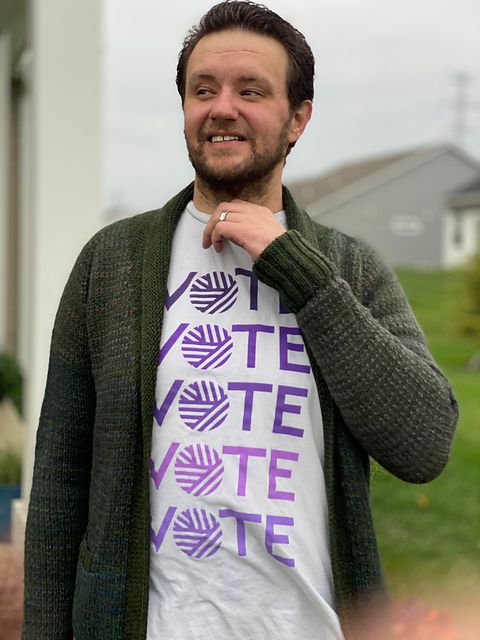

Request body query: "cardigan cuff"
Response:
[253, 229, 338, 313]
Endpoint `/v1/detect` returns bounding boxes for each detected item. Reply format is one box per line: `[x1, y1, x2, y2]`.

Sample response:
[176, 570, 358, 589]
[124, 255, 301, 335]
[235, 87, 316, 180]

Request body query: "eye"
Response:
[241, 89, 262, 97]
[196, 87, 214, 97]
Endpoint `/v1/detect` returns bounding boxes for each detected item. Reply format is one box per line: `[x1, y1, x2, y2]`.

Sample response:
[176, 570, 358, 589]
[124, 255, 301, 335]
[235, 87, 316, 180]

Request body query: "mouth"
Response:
[208, 134, 247, 143]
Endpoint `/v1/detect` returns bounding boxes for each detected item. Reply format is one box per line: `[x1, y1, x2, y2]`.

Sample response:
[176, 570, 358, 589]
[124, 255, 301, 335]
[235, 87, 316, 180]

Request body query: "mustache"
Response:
[198, 128, 251, 141]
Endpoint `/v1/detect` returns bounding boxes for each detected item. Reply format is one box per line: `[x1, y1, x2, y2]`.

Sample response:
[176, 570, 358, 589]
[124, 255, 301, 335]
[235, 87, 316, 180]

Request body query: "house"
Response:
[445, 177, 480, 266]
[287, 144, 480, 268]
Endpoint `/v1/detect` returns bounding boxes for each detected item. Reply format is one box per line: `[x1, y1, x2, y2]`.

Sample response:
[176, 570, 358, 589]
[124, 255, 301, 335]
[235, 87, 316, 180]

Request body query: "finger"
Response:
[213, 202, 235, 222]
[202, 209, 224, 249]
[212, 237, 224, 253]
[203, 207, 237, 249]
[202, 225, 213, 249]
[210, 219, 240, 253]
[210, 225, 226, 253]
[217, 201, 235, 213]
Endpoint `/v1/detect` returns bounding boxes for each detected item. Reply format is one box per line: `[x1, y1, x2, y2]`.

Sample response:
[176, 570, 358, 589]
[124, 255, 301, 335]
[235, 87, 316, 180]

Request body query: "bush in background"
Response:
[0, 451, 22, 485]
[457, 252, 480, 368]
[458, 253, 480, 337]
[0, 354, 22, 414]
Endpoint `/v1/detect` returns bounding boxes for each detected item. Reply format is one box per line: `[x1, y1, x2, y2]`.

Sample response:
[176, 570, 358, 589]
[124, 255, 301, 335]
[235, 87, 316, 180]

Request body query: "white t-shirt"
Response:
[147, 202, 344, 640]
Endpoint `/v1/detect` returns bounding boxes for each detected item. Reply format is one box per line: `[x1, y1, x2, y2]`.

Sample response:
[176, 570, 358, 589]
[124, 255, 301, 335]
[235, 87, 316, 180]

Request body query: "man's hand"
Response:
[202, 199, 286, 261]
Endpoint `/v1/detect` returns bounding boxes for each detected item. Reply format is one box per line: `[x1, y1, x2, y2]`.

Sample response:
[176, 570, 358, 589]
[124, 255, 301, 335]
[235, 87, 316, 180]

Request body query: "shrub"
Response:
[0, 451, 22, 485]
[458, 253, 480, 338]
[0, 354, 22, 414]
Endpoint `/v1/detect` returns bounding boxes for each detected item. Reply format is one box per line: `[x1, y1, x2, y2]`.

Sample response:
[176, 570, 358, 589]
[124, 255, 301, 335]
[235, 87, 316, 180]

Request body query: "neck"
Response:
[192, 174, 284, 214]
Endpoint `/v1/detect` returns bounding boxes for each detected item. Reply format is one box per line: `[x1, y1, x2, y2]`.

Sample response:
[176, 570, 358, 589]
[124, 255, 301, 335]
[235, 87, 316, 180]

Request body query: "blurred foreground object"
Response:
[0, 545, 23, 639]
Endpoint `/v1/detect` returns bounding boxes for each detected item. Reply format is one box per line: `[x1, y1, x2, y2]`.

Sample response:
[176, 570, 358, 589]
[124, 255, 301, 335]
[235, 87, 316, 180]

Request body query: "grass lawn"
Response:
[371, 269, 480, 598]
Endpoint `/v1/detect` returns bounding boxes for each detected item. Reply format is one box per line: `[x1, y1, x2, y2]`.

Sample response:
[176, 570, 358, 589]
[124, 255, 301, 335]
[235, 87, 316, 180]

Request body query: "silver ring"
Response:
[219, 210, 230, 222]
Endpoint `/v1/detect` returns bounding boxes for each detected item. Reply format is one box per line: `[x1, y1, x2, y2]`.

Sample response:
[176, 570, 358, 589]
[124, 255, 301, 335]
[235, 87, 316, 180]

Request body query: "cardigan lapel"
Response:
[282, 184, 318, 241]
[282, 189, 388, 633]
[140, 183, 195, 466]
[283, 185, 338, 596]
[125, 183, 195, 639]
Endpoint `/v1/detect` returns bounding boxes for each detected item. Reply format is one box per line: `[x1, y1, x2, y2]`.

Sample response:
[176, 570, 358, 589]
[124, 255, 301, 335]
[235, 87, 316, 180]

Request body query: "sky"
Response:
[104, 0, 480, 213]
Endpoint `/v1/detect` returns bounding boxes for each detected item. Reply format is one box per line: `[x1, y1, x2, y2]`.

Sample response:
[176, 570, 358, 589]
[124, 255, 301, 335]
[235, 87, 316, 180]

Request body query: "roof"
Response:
[447, 177, 480, 209]
[287, 143, 480, 212]
[287, 149, 413, 209]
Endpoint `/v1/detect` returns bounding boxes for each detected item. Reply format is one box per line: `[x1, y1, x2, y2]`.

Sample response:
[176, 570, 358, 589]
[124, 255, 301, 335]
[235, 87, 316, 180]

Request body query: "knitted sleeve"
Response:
[254, 229, 458, 483]
[23, 237, 98, 639]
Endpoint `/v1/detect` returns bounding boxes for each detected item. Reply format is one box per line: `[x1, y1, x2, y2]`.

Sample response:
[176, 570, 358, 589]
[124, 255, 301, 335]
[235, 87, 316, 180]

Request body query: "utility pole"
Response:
[452, 72, 472, 146]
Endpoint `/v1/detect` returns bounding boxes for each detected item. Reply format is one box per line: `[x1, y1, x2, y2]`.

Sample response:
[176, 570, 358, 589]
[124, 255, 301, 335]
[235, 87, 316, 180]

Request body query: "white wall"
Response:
[16, 50, 32, 386]
[444, 208, 480, 268]
[22, 0, 104, 503]
[0, 32, 11, 350]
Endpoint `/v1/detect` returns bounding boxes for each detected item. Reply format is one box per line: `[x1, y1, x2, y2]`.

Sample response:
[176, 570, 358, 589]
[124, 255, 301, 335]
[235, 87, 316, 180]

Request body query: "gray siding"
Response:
[307, 151, 480, 268]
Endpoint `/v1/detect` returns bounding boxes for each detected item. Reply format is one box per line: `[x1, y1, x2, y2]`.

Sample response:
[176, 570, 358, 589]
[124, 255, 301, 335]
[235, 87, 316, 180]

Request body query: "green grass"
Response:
[395, 269, 476, 367]
[371, 269, 480, 596]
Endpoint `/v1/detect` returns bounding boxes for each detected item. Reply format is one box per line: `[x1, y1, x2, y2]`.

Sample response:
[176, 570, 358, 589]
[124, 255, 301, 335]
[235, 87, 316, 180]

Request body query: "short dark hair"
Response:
[176, 0, 315, 111]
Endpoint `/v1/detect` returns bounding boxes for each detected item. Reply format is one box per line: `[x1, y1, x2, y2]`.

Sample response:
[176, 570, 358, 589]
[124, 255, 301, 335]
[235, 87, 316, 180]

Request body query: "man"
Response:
[23, 2, 458, 639]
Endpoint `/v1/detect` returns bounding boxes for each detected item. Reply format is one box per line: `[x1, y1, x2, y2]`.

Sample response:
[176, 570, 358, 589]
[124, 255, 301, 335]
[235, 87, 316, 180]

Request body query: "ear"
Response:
[287, 100, 313, 145]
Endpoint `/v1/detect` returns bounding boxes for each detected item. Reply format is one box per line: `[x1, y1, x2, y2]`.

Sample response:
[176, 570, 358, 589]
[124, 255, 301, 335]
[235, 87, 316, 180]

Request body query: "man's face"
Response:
[183, 29, 299, 190]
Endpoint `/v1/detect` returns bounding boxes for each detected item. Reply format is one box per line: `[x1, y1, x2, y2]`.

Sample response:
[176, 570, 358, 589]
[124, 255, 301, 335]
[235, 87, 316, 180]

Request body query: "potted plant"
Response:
[0, 353, 23, 541]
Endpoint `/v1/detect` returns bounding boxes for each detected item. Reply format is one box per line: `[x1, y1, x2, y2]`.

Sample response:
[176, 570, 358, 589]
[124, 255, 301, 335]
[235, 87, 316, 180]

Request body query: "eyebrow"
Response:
[238, 74, 274, 91]
[189, 73, 216, 83]
[188, 72, 274, 92]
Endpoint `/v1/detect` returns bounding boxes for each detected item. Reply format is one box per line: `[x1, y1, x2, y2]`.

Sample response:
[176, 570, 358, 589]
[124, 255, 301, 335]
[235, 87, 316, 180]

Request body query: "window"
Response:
[453, 211, 463, 247]
[390, 215, 424, 236]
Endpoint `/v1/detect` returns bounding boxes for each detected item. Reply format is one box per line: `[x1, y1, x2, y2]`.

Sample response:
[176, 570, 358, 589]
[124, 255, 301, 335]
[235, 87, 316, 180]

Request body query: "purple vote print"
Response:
[173, 508, 223, 558]
[179, 380, 229, 432]
[181, 324, 233, 370]
[174, 444, 224, 496]
[190, 271, 238, 314]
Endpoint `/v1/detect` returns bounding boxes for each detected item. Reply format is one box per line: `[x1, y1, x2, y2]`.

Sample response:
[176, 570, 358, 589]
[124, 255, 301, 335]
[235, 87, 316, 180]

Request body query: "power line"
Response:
[451, 72, 476, 145]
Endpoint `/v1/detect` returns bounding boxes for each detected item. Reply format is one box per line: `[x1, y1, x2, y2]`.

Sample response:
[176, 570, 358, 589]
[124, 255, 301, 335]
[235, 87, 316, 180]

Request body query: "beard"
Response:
[185, 122, 290, 199]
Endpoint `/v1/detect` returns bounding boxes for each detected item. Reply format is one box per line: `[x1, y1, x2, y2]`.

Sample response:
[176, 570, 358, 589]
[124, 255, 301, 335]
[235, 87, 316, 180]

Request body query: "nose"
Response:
[208, 89, 238, 120]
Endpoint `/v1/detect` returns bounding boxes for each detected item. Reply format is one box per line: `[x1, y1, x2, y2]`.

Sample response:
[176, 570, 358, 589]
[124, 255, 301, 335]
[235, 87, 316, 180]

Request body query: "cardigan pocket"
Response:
[77, 534, 93, 572]
[72, 534, 125, 639]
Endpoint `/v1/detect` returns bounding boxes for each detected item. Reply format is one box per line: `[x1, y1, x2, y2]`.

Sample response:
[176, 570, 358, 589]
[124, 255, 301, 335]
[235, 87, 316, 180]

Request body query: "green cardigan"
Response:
[23, 184, 458, 640]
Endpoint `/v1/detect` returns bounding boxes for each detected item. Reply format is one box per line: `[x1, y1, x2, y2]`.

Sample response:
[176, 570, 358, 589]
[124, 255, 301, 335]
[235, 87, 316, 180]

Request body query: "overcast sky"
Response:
[104, 0, 480, 213]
